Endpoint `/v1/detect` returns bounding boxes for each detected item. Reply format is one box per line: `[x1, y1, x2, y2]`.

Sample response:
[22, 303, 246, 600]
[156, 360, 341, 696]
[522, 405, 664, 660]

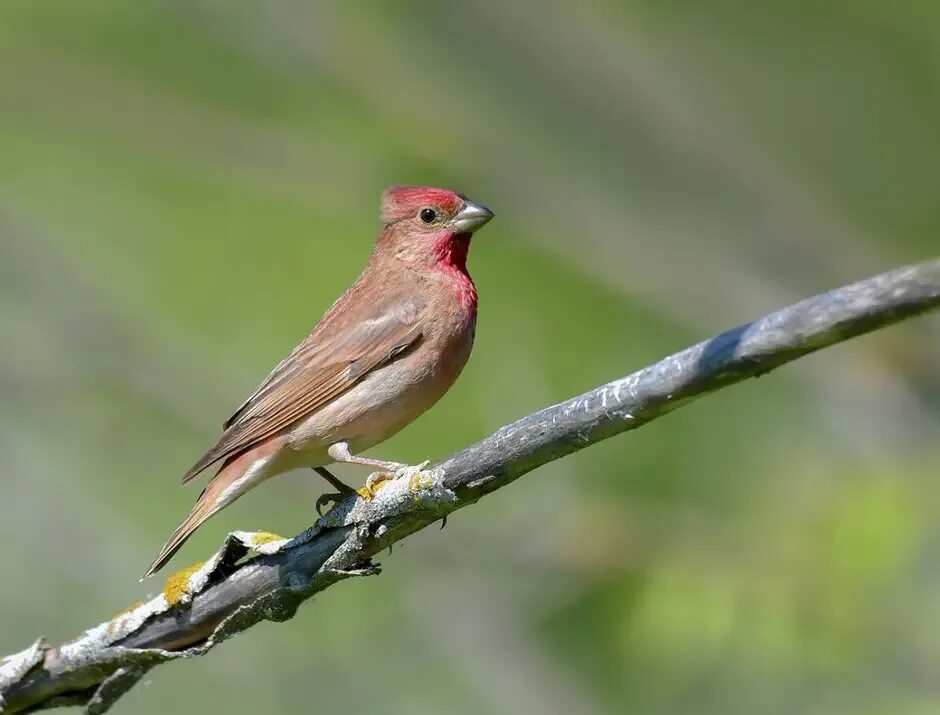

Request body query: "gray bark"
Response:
[2, 258, 939, 714]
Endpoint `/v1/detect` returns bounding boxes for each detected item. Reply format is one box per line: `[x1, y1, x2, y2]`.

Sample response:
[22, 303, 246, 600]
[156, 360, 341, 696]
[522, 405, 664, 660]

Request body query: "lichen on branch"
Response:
[2, 258, 939, 715]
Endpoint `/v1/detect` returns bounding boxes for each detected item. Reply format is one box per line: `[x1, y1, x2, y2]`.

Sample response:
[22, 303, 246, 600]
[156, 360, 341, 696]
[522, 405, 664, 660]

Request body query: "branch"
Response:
[3, 258, 939, 714]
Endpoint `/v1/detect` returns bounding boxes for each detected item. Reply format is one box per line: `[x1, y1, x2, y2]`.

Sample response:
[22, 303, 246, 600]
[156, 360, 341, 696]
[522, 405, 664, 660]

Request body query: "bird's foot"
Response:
[312, 466, 356, 516]
[316, 491, 353, 516]
[358, 460, 431, 501]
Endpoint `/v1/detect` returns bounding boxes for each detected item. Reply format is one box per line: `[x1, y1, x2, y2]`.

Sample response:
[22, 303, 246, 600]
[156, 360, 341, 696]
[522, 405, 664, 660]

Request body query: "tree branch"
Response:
[2, 258, 939, 714]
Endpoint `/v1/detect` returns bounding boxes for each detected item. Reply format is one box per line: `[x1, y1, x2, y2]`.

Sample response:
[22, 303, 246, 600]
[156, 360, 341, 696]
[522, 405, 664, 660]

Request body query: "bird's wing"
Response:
[182, 288, 425, 483]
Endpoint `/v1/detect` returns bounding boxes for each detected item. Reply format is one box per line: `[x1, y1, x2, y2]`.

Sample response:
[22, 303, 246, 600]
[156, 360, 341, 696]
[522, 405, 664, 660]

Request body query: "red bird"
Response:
[145, 186, 493, 576]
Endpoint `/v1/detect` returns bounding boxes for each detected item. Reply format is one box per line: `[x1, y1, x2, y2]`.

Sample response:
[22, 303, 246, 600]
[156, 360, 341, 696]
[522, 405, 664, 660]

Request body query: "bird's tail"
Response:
[144, 440, 280, 578]
[144, 493, 220, 578]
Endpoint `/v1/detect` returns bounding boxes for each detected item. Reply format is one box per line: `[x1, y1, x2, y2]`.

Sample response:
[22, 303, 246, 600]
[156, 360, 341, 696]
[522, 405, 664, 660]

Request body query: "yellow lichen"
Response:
[106, 600, 145, 633]
[162, 561, 204, 606]
[408, 471, 434, 493]
[249, 531, 285, 547]
[358, 473, 393, 501]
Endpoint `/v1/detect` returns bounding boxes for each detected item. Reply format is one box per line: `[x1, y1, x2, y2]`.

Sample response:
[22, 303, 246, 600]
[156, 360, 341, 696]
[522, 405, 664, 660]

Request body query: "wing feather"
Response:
[182, 286, 425, 483]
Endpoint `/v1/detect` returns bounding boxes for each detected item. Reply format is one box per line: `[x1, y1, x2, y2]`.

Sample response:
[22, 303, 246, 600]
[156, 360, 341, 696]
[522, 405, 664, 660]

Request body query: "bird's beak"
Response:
[451, 200, 494, 234]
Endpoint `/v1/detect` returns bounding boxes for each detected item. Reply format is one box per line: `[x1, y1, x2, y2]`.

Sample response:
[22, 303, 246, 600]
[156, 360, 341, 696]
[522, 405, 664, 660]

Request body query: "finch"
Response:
[145, 186, 493, 577]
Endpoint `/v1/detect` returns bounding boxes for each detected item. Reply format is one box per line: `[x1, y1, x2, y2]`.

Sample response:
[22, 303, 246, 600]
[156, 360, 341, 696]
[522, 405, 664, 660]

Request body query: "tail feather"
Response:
[144, 495, 219, 578]
[145, 439, 282, 578]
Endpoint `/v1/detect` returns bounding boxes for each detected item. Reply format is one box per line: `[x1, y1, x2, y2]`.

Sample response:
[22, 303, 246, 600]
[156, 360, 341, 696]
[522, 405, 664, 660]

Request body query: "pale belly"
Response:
[279, 338, 471, 467]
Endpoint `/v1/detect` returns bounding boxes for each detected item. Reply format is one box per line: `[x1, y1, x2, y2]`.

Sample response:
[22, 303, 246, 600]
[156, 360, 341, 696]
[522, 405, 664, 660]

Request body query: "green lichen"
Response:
[249, 531, 285, 547]
[162, 562, 204, 606]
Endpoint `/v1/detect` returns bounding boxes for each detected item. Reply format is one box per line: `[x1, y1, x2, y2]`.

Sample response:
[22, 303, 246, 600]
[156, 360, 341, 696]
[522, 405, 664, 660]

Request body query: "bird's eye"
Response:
[419, 207, 438, 224]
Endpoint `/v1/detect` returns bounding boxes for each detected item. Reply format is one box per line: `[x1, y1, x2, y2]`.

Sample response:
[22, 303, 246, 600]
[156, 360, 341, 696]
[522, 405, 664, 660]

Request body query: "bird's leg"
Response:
[314, 465, 355, 493]
[312, 466, 356, 516]
[327, 442, 426, 499]
[327, 442, 410, 472]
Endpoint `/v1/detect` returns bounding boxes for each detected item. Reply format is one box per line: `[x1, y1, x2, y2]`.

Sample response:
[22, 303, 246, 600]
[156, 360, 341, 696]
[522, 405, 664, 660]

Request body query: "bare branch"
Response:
[2, 258, 939, 714]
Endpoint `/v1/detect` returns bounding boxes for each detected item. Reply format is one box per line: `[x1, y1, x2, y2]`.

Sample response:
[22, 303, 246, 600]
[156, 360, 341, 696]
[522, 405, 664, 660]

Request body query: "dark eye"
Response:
[419, 207, 438, 224]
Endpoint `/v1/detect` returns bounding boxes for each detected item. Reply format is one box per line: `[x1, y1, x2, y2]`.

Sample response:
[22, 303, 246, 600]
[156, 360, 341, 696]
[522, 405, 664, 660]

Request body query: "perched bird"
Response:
[145, 186, 493, 577]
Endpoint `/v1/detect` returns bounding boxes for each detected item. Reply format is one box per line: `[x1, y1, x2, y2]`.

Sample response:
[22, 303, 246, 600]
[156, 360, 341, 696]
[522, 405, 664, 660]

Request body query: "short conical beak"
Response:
[451, 200, 494, 233]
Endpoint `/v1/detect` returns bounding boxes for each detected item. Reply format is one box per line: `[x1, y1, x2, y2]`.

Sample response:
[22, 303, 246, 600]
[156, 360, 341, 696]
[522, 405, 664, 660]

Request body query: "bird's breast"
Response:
[285, 318, 474, 457]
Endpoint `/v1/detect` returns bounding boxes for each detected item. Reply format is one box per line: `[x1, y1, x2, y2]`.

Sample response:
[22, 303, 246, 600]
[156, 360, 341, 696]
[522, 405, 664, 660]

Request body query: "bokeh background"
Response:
[2, 2, 940, 713]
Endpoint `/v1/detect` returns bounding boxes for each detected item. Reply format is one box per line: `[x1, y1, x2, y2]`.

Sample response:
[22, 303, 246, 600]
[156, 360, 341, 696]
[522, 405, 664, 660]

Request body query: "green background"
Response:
[2, 2, 939, 713]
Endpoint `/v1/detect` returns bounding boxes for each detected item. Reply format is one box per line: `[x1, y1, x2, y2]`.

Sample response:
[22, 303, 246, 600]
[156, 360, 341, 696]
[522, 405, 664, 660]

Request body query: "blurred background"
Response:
[1, 1, 939, 713]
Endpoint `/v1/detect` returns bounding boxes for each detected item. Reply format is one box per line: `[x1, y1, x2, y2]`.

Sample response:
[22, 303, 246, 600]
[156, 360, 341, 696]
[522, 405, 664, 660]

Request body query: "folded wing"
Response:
[182, 288, 425, 483]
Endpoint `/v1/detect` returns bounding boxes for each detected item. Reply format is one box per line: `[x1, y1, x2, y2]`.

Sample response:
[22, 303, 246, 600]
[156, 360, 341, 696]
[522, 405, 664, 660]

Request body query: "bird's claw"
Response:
[358, 460, 431, 501]
[357, 474, 391, 501]
[316, 491, 351, 516]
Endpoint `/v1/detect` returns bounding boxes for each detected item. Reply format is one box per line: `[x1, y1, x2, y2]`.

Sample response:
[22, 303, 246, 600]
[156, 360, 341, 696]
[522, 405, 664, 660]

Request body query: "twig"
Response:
[2, 258, 939, 714]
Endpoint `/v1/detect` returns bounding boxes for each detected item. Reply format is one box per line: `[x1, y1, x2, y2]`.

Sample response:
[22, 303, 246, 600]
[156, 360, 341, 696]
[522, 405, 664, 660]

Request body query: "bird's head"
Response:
[376, 186, 493, 272]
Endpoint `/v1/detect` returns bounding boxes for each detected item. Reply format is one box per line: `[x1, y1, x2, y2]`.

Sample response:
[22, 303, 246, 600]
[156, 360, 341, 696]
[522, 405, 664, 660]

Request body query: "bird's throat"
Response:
[434, 233, 477, 318]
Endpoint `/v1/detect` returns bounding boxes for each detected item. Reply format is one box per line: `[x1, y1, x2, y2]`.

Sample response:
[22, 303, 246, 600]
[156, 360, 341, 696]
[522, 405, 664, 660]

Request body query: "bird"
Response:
[144, 186, 493, 577]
